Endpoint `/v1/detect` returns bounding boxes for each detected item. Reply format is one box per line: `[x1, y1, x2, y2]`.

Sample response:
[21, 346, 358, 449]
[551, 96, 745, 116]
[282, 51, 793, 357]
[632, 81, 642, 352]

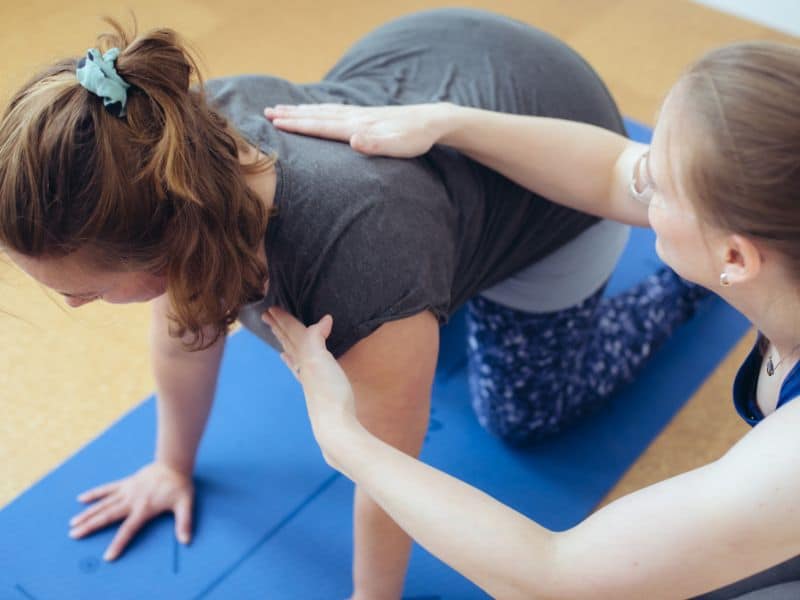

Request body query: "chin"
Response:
[109, 290, 166, 305]
[654, 237, 665, 261]
[653, 239, 687, 280]
[141, 290, 167, 303]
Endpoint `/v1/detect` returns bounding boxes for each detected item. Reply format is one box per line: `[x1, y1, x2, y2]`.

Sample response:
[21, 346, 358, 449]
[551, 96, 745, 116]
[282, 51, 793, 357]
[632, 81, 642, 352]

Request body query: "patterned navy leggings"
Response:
[466, 267, 709, 445]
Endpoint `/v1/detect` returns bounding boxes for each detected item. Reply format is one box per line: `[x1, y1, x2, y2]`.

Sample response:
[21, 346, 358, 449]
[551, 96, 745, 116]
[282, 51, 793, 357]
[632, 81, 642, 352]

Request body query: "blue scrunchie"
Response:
[76, 48, 130, 118]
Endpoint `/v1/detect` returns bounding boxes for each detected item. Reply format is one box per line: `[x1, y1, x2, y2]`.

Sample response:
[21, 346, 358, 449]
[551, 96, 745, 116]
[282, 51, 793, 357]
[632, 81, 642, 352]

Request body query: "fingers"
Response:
[265, 104, 366, 142]
[268, 306, 310, 341]
[104, 510, 149, 561]
[270, 117, 357, 142]
[173, 494, 193, 545]
[262, 310, 294, 355]
[263, 308, 333, 353]
[265, 103, 351, 119]
[70, 494, 120, 529]
[77, 480, 121, 503]
[69, 499, 127, 540]
[268, 306, 327, 341]
[349, 132, 377, 155]
[313, 314, 333, 340]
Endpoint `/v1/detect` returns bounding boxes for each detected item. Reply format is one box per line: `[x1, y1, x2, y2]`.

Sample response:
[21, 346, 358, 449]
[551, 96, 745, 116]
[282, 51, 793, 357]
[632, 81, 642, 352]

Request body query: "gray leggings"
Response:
[694, 555, 800, 599]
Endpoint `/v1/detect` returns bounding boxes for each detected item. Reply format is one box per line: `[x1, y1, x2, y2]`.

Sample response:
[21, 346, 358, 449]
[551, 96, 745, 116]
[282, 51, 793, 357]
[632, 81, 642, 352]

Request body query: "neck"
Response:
[239, 142, 276, 276]
[723, 284, 800, 359]
[239, 143, 277, 213]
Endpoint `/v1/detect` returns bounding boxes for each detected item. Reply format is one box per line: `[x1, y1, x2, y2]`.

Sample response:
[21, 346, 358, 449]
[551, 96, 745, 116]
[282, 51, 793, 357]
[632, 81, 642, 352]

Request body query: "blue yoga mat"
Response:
[0, 120, 750, 599]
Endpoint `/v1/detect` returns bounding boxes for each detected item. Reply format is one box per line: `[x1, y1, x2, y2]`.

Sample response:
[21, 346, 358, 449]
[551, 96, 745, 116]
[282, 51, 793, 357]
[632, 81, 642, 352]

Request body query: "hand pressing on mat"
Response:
[264, 102, 453, 159]
[69, 461, 194, 561]
[261, 307, 364, 472]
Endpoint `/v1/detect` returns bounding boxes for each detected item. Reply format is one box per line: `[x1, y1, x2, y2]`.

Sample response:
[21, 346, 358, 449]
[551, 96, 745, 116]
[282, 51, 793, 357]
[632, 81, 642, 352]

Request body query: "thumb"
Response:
[174, 494, 193, 544]
[350, 132, 379, 155]
[316, 314, 333, 340]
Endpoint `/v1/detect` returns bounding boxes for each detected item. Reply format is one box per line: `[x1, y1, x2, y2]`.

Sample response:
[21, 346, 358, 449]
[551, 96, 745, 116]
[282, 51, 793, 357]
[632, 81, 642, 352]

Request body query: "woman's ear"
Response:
[720, 233, 762, 285]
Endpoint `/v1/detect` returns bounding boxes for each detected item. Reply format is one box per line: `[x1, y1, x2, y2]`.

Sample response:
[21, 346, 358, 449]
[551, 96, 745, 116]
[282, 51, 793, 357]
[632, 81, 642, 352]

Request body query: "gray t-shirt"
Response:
[214, 9, 627, 357]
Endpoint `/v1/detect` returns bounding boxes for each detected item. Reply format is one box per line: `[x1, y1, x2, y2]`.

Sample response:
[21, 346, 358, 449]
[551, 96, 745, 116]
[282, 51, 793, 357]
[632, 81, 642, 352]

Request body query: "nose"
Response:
[65, 296, 97, 308]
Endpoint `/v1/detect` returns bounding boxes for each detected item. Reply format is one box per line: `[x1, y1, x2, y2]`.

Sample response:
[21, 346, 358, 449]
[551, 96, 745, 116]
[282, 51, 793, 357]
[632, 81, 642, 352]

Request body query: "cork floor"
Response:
[0, 0, 796, 513]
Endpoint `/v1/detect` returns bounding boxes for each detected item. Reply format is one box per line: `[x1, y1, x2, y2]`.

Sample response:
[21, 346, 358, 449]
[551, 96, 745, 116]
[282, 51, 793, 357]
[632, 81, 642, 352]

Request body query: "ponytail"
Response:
[0, 18, 273, 348]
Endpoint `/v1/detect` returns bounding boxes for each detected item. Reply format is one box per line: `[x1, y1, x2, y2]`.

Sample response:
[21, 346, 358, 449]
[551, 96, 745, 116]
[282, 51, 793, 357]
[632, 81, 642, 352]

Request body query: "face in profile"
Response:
[644, 93, 722, 290]
[7, 249, 167, 307]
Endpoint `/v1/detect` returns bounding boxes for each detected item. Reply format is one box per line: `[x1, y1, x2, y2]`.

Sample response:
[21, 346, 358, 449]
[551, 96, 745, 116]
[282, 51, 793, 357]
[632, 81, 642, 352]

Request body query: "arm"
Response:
[267, 309, 800, 599]
[266, 103, 649, 226]
[150, 293, 224, 474]
[439, 105, 649, 227]
[70, 294, 225, 560]
[332, 311, 439, 600]
[340, 406, 800, 599]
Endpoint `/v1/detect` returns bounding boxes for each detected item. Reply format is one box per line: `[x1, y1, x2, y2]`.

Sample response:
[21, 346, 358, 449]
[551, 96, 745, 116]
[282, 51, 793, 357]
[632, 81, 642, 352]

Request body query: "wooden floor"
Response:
[1, 0, 796, 511]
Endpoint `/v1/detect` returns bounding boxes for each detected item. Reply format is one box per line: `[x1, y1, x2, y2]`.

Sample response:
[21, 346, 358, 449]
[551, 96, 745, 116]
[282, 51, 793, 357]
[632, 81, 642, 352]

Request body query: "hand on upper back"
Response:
[69, 461, 194, 561]
[262, 307, 360, 467]
[264, 102, 454, 158]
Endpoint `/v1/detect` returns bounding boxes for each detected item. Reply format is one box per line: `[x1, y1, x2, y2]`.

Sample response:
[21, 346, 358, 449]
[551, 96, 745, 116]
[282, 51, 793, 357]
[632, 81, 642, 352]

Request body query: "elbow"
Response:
[483, 533, 570, 600]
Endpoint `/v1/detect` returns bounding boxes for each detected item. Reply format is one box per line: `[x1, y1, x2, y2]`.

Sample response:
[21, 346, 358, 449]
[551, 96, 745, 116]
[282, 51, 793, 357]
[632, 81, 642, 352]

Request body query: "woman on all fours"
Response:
[1, 9, 704, 599]
[264, 37, 800, 599]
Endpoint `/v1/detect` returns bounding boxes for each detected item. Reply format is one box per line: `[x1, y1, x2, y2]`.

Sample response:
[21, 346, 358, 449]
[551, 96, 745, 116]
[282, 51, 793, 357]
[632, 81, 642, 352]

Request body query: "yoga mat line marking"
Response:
[173, 536, 180, 574]
[192, 472, 341, 599]
[14, 584, 38, 599]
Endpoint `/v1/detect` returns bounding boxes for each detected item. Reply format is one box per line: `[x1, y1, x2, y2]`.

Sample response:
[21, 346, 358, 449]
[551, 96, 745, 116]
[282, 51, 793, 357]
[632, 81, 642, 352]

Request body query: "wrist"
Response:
[435, 102, 472, 148]
[154, 450, 195, 476]
[322, 420, 376, 479]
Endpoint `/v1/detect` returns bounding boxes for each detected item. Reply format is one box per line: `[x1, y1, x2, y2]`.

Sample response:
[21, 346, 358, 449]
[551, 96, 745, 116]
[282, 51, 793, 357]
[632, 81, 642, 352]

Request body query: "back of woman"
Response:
[226, 8, 628, 357]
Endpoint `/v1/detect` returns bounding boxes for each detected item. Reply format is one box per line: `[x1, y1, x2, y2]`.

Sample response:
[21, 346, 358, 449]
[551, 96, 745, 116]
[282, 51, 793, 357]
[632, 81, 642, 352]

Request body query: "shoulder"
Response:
[721, 397, 800, 486]
[270, 160, 456, 357]
[203, 75, 309, 123]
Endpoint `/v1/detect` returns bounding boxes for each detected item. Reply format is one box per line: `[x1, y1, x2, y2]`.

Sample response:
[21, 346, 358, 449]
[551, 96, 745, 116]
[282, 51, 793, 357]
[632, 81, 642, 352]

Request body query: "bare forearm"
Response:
[351, 394, 429, 600]
[341, 427, 560, 599]
[150, 298, 225, 474]
[438, 104, 648, 226]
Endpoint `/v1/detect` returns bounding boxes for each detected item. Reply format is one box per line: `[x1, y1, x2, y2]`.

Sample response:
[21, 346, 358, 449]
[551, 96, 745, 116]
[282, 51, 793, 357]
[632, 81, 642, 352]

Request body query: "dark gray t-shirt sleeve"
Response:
[262, 151, 456, 357]
[304, 204, 452, 356]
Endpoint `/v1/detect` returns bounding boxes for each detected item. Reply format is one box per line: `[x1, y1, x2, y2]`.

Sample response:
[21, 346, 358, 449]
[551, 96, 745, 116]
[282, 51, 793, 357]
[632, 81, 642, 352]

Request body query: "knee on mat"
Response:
[469, 376, 605, 446]
[469, 383, 575, 446]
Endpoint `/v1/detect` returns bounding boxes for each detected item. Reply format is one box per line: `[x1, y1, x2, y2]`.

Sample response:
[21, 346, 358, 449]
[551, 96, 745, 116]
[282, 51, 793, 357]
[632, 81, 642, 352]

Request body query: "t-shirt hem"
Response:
[329, 305, 448, 358]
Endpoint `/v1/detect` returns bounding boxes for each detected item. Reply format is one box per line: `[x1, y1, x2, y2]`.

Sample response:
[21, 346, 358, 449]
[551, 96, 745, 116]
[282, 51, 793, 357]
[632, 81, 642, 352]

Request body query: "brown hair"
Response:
[0, 18, 271, 348]
[674, 41, 800, 279]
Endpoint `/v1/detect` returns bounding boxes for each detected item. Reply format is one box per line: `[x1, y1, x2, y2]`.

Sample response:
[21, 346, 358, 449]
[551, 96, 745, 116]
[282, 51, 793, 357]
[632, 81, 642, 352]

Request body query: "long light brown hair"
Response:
[675, 41, 800, 279]
[0, 19, 271, 348]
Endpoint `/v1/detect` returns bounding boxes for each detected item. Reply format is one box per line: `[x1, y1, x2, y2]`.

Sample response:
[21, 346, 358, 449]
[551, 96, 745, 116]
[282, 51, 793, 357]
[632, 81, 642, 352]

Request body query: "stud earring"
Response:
[720, 272, 731, 287]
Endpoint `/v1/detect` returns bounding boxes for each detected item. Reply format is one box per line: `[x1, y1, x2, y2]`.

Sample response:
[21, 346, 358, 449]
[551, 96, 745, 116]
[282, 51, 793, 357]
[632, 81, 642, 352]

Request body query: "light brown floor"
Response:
[1, 1, 795, 515]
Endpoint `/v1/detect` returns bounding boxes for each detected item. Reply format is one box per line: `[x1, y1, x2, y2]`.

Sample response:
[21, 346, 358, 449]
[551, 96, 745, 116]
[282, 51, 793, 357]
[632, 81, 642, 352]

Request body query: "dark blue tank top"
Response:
[733, 334, 800, 425]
